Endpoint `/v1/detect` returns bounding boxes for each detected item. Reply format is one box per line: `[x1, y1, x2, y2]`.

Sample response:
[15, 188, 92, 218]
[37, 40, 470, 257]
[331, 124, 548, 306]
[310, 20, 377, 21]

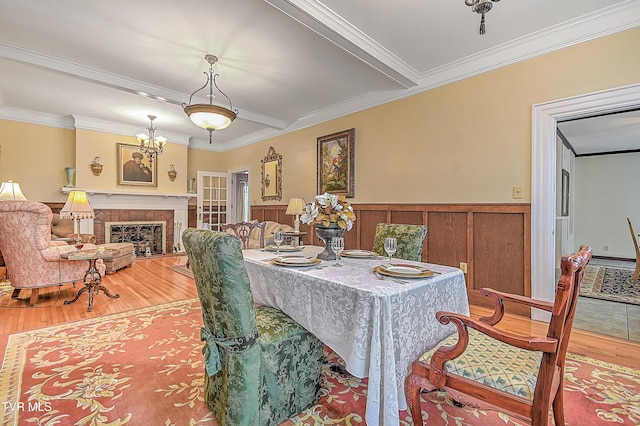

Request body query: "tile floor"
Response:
[572, 258, 640, 342]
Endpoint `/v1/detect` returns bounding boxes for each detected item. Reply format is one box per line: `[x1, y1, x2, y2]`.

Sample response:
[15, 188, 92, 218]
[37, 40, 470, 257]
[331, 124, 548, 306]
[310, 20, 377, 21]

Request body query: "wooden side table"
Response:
[61, 249, 120, 312]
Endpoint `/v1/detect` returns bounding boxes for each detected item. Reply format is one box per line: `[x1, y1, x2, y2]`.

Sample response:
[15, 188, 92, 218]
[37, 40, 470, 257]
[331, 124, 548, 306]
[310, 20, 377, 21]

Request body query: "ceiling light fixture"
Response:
[183, 54, 238, 143]
[465, 0, 499, 35]
[136, 115, 166, 163]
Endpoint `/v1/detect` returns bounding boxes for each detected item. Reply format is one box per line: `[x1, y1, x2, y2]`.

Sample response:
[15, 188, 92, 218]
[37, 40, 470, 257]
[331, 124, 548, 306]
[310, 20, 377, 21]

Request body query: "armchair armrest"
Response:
[478, 287, 555, 326]
[429, 311, 558, 387]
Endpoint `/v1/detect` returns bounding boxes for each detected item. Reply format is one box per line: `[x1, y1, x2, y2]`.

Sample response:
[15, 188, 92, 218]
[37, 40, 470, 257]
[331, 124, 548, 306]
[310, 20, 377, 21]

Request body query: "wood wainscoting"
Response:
[251, 203, 531, 317]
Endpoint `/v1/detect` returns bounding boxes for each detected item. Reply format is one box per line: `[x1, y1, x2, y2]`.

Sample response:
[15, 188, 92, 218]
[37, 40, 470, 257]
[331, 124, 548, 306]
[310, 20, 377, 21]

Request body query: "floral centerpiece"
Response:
[300, 193, 356, 260]
[300, 192, 356, 230]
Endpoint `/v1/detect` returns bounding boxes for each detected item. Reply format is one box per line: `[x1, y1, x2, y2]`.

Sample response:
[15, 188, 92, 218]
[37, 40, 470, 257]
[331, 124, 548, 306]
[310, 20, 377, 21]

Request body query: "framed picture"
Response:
[561, 169, 570, 216]
[317, 128, 355, 197]
[117, 143, 157, 187]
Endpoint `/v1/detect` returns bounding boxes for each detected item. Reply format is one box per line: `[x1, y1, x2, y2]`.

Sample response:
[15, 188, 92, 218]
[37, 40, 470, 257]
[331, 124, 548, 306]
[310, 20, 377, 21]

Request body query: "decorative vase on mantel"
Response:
[315, 222, 345, 260]
[64, 167, 76, 188]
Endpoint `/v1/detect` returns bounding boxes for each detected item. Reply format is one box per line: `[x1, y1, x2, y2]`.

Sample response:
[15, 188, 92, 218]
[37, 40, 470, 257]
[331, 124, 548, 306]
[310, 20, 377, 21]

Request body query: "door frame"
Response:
[531, 82, 640, 320]
[228, 164, 251, 224]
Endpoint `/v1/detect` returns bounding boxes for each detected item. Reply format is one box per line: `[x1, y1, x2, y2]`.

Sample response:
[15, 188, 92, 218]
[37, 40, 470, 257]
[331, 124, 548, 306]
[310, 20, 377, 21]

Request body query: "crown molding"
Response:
[71, 115, 191, 145]
[264, 0, 419, 88]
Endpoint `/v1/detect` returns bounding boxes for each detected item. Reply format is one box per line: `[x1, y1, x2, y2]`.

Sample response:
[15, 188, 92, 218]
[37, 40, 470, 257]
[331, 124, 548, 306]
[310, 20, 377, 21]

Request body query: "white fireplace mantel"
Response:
[62, 187, 195, 252]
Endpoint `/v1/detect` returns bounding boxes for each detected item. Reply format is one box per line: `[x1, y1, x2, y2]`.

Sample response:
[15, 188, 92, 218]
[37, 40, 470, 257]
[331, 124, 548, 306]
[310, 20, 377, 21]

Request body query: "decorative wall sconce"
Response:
[168, 164, 177, 181]
[90, 156, 103, 176]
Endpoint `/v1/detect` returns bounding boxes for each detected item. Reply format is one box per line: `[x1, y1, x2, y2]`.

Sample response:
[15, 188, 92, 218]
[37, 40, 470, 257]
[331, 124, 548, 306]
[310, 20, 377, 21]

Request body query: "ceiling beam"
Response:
[0, 42, 286, 130]
[264, 0, 419, 88]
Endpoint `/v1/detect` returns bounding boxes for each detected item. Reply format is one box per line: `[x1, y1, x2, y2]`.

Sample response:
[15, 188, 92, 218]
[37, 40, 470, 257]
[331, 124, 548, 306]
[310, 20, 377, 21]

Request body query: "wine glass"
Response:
[384, 237, 397, 266]
[331, 237, 345, 267]
[273, 231, 284, 256]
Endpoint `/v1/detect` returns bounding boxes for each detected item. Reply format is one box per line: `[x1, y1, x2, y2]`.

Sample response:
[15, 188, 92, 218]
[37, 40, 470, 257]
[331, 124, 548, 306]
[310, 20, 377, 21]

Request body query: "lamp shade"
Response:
[285, 198, 306, 216]
[60, 190, 94, 220]
[184, 104, 236, 131]
[0, 181, 27, 200]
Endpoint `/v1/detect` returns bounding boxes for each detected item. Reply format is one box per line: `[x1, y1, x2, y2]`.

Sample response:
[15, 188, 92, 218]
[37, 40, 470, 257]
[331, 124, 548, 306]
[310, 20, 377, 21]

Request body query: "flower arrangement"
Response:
[300, 192, 356, 231]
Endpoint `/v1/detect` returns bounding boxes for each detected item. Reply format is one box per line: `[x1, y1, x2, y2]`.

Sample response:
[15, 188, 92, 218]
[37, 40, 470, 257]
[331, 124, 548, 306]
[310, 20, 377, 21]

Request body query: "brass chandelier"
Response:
[183, 54, 238, 143]
[465, 0, 499, 35]
[136, 115, 166, 163]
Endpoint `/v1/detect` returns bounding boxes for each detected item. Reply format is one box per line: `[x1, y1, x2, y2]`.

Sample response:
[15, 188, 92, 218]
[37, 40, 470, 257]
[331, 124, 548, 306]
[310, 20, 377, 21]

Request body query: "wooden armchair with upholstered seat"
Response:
[0, 200, 98, 306]
[372, 223, 428, 261]
[182, 229, 323, 425]
[626, 217, 640, 283]
[405, 244, 592, 426]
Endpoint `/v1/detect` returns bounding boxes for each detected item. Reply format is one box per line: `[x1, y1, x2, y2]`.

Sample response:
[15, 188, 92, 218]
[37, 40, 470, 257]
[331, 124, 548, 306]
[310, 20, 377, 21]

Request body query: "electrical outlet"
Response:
[603, 245, 609, 251]
[512, 186, 523, 199]
[459, 262, 468, 273]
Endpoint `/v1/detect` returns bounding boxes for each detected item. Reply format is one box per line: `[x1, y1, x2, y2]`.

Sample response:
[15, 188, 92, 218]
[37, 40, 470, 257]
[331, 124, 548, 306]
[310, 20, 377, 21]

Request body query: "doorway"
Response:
[531, 82, 640, 321]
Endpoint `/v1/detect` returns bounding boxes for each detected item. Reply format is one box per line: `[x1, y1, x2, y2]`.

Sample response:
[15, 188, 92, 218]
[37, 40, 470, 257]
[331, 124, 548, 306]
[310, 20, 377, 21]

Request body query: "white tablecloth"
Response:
[243, 246, 469, 426]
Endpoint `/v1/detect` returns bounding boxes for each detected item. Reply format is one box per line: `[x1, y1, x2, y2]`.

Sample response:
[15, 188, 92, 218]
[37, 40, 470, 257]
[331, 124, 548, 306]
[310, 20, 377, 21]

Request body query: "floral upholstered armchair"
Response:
[182, 229, 323, 425]
[0, 200, 98, 306]
[372, 223, 428, 262]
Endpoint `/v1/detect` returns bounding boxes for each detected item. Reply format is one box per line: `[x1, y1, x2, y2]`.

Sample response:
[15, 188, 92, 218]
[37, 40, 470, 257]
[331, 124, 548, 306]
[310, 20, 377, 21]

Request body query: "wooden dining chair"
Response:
[405, 245, 592, 426]
[221, 221, 266, 249]
[626, 218, 640, 283]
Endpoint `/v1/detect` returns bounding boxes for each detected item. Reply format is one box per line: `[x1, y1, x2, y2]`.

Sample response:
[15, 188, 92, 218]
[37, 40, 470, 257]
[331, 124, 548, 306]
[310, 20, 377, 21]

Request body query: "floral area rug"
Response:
[580, 265, 640, 306]
[1, 299, 639, 425]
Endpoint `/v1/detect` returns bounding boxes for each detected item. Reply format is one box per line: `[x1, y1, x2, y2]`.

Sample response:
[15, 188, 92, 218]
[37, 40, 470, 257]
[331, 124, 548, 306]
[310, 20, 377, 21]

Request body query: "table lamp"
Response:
[60, 190, 95, 249]
[286, 197, 306, 233]
[0, 180, 27, 200]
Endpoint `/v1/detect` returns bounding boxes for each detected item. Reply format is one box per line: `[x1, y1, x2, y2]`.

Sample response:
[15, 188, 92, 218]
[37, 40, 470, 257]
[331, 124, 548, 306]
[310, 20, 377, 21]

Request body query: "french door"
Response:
[196, 171, 230, 231]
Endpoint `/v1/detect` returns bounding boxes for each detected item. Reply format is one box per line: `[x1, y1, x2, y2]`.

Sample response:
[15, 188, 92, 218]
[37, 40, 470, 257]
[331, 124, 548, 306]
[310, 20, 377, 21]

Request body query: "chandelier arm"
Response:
[186, 73, 211, 105]
[213, 73, 236, 112]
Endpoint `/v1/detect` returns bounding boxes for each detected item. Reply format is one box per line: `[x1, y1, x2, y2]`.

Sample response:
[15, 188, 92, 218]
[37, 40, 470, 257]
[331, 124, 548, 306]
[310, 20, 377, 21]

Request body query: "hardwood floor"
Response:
[2, 255, 640, 370]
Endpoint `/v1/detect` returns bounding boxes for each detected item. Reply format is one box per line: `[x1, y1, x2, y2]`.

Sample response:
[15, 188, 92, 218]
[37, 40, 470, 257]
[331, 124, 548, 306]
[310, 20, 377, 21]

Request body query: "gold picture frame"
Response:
[261, 146, 282, 201]
[117, 143, 157, 187]
[317, 128, 355, 197]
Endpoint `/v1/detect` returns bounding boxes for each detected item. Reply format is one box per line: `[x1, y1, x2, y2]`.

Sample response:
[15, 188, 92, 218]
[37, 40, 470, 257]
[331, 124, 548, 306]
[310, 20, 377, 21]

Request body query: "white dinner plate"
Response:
[341, 249, 378, 258]
[265, 245, 303, 252]
[375, 264, 434, 278]
[272, 256, 321, 267]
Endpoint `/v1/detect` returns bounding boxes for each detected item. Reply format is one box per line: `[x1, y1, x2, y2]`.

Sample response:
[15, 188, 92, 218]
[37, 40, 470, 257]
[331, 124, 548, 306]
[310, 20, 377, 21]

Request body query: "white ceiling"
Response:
[0, 0, 638, 153]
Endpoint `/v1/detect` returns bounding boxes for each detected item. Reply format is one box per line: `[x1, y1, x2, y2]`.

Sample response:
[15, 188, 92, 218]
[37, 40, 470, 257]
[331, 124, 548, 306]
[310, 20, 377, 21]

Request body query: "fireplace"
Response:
[106, 221, 166, 256]
[70, 189, 193, 254]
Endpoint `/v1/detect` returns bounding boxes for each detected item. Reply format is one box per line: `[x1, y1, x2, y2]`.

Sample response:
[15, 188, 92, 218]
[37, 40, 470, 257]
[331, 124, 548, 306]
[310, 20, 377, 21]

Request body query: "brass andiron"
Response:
[168, 164, 177, 181]
[90, 157, 103, 176]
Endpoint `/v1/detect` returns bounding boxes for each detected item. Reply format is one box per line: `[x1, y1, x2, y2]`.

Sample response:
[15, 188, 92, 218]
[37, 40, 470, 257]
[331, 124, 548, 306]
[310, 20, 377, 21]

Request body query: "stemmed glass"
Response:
[384, 237, 397, 266]
[331, 237, 345, 267]
[273, 231, 284, 256]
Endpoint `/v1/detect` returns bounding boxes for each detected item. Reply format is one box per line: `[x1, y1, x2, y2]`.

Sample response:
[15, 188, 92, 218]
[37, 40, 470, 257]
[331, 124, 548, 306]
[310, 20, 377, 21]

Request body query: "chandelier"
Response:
[183, 54, 238, 143]
[465, 0, 499, 35]
[136, 115, 166, 163]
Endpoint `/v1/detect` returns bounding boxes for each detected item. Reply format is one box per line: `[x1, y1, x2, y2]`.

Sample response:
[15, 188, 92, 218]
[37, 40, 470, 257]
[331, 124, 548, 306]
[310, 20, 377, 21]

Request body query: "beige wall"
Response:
[222, 27, 640, 205]
[1, 27, 639, 206]
[0, 121, 76, 202]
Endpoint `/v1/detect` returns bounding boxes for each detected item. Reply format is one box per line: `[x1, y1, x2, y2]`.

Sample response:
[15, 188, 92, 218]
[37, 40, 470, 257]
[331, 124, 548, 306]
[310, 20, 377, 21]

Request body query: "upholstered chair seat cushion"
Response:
[372, 223, 428, 261]
[183, 229, 323, 425]
[419, 328, 542, 400]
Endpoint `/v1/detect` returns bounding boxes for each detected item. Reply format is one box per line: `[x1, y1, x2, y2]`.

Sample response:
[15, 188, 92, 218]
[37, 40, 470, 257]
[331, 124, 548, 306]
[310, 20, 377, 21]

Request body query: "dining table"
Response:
[243, 245, 470, 426]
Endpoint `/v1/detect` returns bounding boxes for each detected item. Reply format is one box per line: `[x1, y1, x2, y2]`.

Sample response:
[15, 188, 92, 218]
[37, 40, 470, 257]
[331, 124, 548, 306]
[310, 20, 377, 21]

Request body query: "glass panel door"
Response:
[197, 171, 229, 231]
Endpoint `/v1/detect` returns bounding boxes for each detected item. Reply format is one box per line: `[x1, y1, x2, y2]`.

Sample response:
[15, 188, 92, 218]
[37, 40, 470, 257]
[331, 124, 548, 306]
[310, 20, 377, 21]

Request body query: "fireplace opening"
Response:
[106, 221, 166, 256]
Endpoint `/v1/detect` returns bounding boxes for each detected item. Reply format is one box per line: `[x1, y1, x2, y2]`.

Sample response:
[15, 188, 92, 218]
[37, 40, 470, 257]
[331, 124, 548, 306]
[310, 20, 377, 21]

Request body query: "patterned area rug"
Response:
[169, 263, 194, 279]
[1, 299, 639, 425]
[580, 265, 640, 306]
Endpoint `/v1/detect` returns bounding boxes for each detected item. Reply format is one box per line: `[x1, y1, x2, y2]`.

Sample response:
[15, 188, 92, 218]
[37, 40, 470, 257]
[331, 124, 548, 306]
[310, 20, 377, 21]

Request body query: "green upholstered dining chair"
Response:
[182, 228, 323, 426]
[405, 245, 592, 426]
[372, 223, 428, 262]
